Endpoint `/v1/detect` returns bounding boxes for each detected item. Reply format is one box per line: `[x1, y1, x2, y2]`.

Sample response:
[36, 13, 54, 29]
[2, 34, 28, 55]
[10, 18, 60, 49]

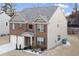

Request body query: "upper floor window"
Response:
[29, 24, 32, 29]
[57, 24, 59, 28]
[19, 23, 23, 29]
[36, 24, 44, 32]
[6, 22, 8, 26]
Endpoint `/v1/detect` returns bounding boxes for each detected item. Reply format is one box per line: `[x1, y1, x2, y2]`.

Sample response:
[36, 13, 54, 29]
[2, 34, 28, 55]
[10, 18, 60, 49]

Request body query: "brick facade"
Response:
[10, 23, 47, 48]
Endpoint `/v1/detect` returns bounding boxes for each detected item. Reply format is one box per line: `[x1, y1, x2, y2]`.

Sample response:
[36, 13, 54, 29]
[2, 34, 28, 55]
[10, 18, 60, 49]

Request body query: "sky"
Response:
[0, 3, 79, 16]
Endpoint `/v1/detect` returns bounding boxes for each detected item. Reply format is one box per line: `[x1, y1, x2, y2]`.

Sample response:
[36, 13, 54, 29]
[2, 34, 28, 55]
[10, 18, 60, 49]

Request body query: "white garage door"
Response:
[17, 36, 24, 49]
[10, 35, 17, 45]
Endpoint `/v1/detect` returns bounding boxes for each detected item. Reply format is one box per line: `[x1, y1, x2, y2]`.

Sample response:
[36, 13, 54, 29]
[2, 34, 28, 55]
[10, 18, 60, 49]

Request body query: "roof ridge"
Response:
[10, 6, 58, 23]
[22, 6, 58, 12]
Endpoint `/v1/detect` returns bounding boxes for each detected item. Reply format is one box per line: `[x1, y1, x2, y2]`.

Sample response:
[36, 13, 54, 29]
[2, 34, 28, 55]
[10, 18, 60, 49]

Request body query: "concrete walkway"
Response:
[0, 50, 37, 56]
[0, 43, 15, 54]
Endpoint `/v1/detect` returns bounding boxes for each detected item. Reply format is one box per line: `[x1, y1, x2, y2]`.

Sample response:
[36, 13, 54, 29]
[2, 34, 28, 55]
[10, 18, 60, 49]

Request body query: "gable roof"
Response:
[10, 6, 58, 23]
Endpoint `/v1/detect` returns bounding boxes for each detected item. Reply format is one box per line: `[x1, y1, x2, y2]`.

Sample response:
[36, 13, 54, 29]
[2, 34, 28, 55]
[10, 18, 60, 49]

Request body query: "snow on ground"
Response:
[0, 36, 15, 55]
[0, 43, 15, 54]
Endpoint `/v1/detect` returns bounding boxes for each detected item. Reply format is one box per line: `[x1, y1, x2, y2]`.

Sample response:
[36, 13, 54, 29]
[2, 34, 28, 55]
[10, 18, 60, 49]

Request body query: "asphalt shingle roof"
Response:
[10, 6, 58, 23]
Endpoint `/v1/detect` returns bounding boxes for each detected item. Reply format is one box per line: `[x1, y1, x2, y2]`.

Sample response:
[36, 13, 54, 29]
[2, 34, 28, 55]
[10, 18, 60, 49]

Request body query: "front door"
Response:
[25, 37, 30, 47]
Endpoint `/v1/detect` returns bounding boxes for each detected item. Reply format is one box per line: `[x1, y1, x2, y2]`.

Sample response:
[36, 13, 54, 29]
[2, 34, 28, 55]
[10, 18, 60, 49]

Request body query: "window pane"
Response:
[37, 37, 44, 45]
[57, 35, 61, 41]
[19, 24, 23, 29]
[41, 41, 44, 45]
[10, 23, 12, 29]
[29, 24, 32, 29]
[40, 24, 44, 32]
[6, 22, 8, 26]
[37, 24, 40, 32]
[36, 24, 44, 32]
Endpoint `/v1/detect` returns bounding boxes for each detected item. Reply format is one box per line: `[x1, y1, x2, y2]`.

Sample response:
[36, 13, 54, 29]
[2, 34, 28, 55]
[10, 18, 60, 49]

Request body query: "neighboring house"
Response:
[67, 11, 79, 26]
[67, 10, 79, 34]
[0, 10, 11, 36]
[9, 6, 67, 50]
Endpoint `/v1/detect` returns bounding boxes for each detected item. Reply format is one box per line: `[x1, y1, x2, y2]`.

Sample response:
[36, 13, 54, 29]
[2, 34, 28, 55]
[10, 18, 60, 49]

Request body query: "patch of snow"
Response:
[0, 43, 16, 55]
[23, 50, 38, 55]
[23, 50, 42, 56]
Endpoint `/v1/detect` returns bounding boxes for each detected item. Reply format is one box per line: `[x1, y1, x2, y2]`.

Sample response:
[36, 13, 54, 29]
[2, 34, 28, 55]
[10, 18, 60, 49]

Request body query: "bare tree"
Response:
[2, 3, 15, 17]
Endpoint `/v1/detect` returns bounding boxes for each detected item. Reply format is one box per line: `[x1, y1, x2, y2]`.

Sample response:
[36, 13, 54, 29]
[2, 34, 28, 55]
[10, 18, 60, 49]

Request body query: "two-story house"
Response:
[9, 6, 67, 50]
[0, 10, 11, 36]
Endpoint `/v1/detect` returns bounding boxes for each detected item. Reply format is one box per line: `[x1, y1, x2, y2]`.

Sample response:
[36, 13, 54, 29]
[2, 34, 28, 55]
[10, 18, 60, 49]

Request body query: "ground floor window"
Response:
[37, 37, 44, 46]
[57, 35, 61, 41]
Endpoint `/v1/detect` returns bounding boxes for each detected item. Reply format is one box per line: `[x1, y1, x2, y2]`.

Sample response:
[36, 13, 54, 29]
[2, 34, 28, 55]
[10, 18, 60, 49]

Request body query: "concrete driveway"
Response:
[0, 43, 15, 55]
[0, 50, 37, 56]
[0, 36, 15, 55]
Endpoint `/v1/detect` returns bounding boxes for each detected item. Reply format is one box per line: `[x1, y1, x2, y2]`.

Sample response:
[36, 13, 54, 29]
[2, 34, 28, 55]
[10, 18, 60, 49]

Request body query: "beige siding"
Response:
[47, 7, 67, 49]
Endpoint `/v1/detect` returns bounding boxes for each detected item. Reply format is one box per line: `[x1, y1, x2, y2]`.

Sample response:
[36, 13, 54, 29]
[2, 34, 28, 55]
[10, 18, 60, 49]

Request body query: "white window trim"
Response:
[37, 37, 44, 45]
[19, 23, 23, 28]
[37, 24, 44, 32]
[12, 23, 15, 30]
